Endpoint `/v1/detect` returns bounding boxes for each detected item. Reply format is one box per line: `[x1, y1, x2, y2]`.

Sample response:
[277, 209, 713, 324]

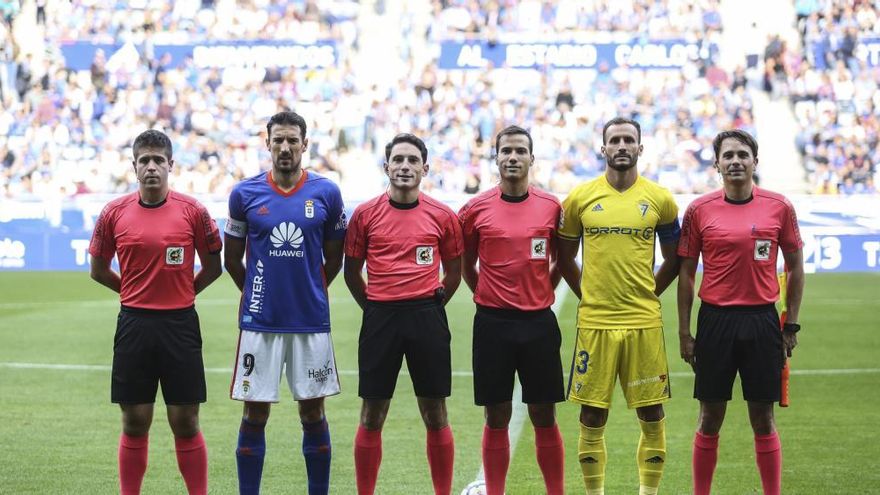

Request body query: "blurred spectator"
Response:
[89, 49, 108, 92]
[0, 20, 13, 101]
[0, 0, 19, 26]
[793, 0, 879, 195]
[14, 52, 31, 100]
[4, 0, 854, 201]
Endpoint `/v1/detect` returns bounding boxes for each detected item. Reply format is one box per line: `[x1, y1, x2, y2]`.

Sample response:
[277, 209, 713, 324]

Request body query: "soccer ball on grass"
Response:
[460, 480, 504, 495]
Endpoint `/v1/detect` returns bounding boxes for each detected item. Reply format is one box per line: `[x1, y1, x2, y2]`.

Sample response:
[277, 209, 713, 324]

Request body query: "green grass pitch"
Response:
[1, 272, 878, 494]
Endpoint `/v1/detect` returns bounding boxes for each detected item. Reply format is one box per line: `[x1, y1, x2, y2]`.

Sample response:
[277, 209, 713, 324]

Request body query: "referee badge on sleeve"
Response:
[531, 238, 548, 259]
[166, 247, 184, 265]
[754, 239, 771, 260]
[416, 246, 434, 265]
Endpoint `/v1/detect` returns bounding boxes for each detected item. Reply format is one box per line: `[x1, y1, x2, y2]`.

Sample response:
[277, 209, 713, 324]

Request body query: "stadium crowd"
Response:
[0, 0, 874, 200]
[786, 0, 879, 194]
[426, 0, 723, 38]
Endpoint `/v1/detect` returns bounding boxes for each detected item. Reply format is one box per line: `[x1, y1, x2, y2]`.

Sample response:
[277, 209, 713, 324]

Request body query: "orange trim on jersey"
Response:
[267, 170, 309, 197]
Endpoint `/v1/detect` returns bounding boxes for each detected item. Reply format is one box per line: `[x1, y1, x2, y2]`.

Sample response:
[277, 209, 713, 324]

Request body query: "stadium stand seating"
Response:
[0, 0, 875, 199]
[788, 0, 878, 194]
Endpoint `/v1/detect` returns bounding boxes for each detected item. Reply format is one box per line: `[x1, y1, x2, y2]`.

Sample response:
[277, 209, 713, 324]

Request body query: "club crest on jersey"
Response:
[754, 239, 771, 260]
[304, 200, 315, 219]
[638, 202, 649, 217]
[166, 246, 184, 265]
[531, 238, 548, 259]
[416, 246, 434, 265]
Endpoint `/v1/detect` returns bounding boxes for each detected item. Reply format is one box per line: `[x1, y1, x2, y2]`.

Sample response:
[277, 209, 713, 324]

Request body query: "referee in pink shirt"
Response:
[458, 125, 566, 495]
[344, 133, 463, 495]
[89, 130, 223, 494]
[677, 129, 805, 495]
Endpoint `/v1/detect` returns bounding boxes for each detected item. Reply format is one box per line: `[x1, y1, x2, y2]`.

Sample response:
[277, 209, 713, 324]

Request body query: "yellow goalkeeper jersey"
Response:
[559, 175, 678, 329]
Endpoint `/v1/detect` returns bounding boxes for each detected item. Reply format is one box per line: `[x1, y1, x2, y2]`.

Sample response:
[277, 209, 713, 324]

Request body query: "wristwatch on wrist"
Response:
[783, 322, 801, 334]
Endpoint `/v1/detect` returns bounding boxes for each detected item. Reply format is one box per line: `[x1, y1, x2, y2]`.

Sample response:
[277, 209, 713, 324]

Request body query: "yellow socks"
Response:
[637, 418, 666, 495]
[578, 422, 607, 495]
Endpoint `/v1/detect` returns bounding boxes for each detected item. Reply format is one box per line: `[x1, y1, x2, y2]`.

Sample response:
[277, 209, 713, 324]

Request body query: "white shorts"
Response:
[230, 330, 341, 402]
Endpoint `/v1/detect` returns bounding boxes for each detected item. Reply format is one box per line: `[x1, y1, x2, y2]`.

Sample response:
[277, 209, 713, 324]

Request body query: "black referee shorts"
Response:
[694, 303, 783, 403]
[111, 305, 206, 405]
[358, 298, 451, 400]
[473, 305, 564, 406]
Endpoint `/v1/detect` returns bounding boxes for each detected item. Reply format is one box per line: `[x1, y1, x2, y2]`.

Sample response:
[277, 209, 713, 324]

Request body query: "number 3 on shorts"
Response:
[576, 350, 589, 374]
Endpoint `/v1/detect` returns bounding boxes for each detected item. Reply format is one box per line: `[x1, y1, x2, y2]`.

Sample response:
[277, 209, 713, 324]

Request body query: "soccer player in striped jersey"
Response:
[677, 129, 804, 495]
[344, 133, 463, 495]
[557, 117, 681, 495]
[225, 112, 346, 495]
[458, 125, 566, 495]
[89, 129, 223, 495]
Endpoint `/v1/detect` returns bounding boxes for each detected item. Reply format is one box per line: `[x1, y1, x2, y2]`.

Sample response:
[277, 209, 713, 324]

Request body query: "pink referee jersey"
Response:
[458, 186, 561, 311]
[678, 187, 803, 306]
[345, 192, 464, 302]
[89, 191, 222, 310]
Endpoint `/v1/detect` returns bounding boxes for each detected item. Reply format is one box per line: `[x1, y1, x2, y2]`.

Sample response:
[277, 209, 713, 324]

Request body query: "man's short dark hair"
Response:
[132, 129, 172, 160]
[495, 125, 533, 154]
[602, 117, 641, 144]
[267, 111, 308, 140]
[712, 129, 758, 159]
[384, 133, 428, 163]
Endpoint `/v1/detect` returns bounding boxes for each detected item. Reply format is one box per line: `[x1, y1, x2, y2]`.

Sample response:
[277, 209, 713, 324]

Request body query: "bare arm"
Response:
[89, 255, 121, 293]
[781, 248, 805, 357]
[322, 239, 344, 286]
[677, 256, 699, 368]
[654, 240, 681, 296]
[462, 248, 478, 293]
[223, 234, 246, 292]
[549, 240, 562, 288]
[782, 249, 804, 324]
[194, 251, 222, 294]
[440, 256, 462, 305]
[555, 237, 582, 299]
[344, 255, 368, 310]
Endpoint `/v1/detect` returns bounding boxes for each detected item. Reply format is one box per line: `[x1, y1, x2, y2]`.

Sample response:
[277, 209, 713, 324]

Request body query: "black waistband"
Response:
[366, 297, 438, 308]
[700, 302, 776, 313]
[120, 305, 196, 316]
[476, 304, 552, 320]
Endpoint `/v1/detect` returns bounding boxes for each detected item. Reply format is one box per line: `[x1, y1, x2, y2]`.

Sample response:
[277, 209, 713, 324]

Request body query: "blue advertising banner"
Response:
[858, 37, 880, 67]
[2, 196, 878, 272]
[801, 233, 880, 272]
[60, 40, 338, 71]
[438, 39, 707, 70]
[0, 222, 230, 271]
[2, 226, 878, 272]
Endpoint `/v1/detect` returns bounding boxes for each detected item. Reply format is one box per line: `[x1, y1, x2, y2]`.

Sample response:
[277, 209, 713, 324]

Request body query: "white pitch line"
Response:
[784, 368, 880, 376]
[0, 362, 470, 376]
[3, 362, 878, 379]
[471, 283, 572, 486]
[0, 362, 490, 378]
[0, 362, 113, 371]
[0, 297, 351, 310]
